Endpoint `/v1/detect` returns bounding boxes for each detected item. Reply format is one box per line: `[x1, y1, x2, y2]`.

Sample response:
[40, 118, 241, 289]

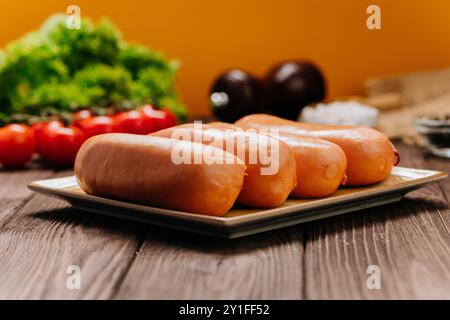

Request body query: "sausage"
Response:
[276, 134, 347, 198]
[235, 114, 398, 186]
[207, 122, 240, 130]
[74, 134, 246, 216]
[209, 122, 347, 198]
[152, 123, 297, 208]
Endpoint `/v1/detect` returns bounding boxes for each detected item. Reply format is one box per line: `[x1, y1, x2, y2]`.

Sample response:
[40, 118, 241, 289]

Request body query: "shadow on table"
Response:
[31, 207, 147, 240]
[29, 195, 444, 253]
[30, 206, 303, 253]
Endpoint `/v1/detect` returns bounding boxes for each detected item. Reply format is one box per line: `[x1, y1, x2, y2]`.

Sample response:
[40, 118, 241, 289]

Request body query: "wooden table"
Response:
[0, 143, 448, 299]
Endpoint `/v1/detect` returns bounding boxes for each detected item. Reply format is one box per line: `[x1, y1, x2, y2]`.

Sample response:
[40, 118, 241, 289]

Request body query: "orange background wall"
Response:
[1, 0, 450, 117]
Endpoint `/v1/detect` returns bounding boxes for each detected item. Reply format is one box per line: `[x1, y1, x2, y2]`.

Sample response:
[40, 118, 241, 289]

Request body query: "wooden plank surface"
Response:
[303, 144, 450, 299]
[0, 143, 448, 299]
[114, 225, 304, 299]
[0, 163, 54, 227]
[0, 169, 147, 299]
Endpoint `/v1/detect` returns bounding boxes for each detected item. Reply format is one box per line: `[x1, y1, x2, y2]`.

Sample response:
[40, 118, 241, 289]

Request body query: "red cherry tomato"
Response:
[32, 121, 50, 154]
[141, 105, 177, 133]
[34, 121, 61, 156]
[161, 108, 178, 128]
[75, 116, 114, 138]
[113, 110, 151, 134]
[32, 122, 49, 136]
[38, 122, 86, 166]
[140, 105, 159, 133]
[0, 124, 36, 168]
[72, 109, 93, 126]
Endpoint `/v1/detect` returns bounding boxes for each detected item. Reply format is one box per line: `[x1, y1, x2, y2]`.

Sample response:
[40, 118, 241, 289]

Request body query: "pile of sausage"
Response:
[75, 114, 399, 216]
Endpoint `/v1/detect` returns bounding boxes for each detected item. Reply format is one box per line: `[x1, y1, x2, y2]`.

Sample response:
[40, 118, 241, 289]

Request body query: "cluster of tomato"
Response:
[0, 105, 177, 168]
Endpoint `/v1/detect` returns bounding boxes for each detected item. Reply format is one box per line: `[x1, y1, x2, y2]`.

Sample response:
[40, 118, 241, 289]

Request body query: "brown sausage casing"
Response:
[236, 114, 396, 186]
[209, 123, 347, 198]
[75, 134, 246, 216]
[152, 123, 297, 208]
[277, 133, 347, 198]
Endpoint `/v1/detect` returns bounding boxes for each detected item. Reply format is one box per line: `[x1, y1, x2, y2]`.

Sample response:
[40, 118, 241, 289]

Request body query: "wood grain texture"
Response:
[0, 144, 448, 299]
[0, 170, 147, 299]
[115, 226, 304, 299]
[0, 163, 54, 226]
[303, 143, 450, 299]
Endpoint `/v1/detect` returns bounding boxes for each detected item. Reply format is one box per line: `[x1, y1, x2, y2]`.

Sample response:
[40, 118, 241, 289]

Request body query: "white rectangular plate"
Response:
[28, 167, 447, 238]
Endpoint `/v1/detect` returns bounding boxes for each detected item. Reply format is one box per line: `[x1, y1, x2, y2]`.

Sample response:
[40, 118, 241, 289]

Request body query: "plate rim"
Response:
[28, 166, 447, 228]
